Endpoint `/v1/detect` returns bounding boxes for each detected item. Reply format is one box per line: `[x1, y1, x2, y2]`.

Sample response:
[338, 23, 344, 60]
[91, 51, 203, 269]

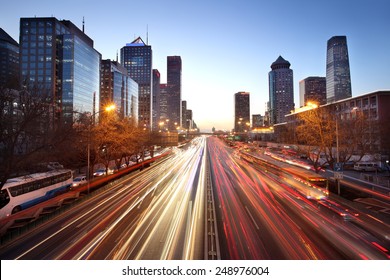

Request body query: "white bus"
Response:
[353, 162, 378, 172]
[0, 170, 73, 220]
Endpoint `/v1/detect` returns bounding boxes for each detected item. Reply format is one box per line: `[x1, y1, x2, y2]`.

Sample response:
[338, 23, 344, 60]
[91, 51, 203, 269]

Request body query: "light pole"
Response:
[86, 104, 116, 194]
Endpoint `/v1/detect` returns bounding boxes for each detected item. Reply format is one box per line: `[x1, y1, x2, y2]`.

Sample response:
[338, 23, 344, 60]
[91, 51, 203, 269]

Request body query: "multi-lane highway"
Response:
[0, 136, 389, 260]
[0, 137, 208, 260]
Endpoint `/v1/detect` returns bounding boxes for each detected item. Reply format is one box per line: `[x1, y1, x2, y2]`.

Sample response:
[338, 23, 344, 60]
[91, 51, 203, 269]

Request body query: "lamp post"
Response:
[86, 104, 116, 194]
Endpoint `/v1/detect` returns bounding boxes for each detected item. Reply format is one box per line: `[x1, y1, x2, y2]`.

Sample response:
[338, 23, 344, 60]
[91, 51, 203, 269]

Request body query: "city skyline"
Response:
[1, 0, 389, 131]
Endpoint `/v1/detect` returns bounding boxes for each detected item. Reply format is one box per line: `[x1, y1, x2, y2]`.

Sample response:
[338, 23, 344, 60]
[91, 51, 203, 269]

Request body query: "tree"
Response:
[295, 106, 371, 172]
[0, 87, 67, 188]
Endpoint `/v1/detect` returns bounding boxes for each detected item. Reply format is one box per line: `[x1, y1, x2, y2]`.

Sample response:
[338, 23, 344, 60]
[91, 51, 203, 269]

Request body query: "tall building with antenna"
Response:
[120, 37, 153, 129]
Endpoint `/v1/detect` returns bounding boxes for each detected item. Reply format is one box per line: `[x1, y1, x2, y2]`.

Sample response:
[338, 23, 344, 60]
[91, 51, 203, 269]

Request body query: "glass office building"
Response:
[101, 59, 138, 122]
[326, 36, 352, 103]
[120, 37, 152, 129]
[19, 17, 101, 124]
[299, 76, 326, 107]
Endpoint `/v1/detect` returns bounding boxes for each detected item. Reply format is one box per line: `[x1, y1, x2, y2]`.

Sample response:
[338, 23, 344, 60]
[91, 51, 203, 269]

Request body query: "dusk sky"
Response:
[2, 0, 389, 131]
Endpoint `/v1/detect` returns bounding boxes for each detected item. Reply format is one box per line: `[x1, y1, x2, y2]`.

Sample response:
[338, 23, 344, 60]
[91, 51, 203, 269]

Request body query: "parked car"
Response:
[71, 175, 87, 188]
[93, 169, 106, 177]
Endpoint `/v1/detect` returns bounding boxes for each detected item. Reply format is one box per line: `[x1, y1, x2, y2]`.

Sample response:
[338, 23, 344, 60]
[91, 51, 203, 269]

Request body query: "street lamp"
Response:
[86, 104, 116, 194]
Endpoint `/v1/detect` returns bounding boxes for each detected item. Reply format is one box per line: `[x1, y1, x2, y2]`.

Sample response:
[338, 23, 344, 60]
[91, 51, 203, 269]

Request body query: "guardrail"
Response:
[204, 152, 221, 260]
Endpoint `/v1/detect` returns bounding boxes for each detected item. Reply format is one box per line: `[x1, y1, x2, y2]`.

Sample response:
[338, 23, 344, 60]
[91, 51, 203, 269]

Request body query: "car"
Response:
[47, 162, 64, 170]
[93, 169, 106, 177]
[71, 175, 87, 188]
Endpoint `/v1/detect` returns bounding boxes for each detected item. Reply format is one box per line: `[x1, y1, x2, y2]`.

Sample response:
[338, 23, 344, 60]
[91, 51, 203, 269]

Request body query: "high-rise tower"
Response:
[326, 36, 352, 103]
[167, 56, 182, 130]
[268, 56, 294, 125]
[234, 91, 250, 133]
[121, 37, 152, 129]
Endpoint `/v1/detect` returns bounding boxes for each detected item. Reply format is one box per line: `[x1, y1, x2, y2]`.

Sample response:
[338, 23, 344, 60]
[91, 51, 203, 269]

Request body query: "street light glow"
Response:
[105, 104, 116, 112]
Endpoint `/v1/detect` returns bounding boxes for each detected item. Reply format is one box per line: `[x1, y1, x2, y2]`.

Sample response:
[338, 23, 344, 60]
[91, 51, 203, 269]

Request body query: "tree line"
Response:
[0, 85, 157, 190]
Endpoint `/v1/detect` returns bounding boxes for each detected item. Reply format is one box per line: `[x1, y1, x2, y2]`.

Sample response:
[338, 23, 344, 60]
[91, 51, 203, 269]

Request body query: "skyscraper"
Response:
[234, 91, 250, 133]
[121, 37, 152, 129]
[299, 76, 326, 107]
[159, 83, 169, 122]
[19, 17, 101, 124]
[0, 28, 19, 89]
[100, 59, 138, 121]
[268, 55, 294, 125]
[326, 36, 352, 103]
[167, 56, 182, 130]
[152, 69, 161, 131]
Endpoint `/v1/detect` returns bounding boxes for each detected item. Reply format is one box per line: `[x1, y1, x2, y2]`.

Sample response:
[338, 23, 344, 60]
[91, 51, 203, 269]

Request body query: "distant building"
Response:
[167, 56, 182, 130]
[121, 37, 152, 129]
[326, 36, 352, 103]
[19, 17, 101, 125]
[181, 100, 187, 129]
[299, 76, 326, 107]
[185, 109, 193, 130]
[152, 69, 161, 131]
[252, 114, 264, 129]
[0, 28, 19, 89]
[268, 56, 294, 125]
[158, 83, 169, 130]
[100, 59, 138, 121]
[234, 91, 250, 133]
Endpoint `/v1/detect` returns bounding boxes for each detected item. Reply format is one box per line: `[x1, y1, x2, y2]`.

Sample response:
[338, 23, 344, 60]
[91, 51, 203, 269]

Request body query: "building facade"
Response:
[152, 69, 160, 131]
[326, 36, 352, 103]
[234, 91, 250, 133]
[299, 76, 326, 107]
[121, 37, 152, 129]
[252, 114, 264, 129]
[19, 17, 101, 125]
[158, 83, 169, 130]
[100, 59, 138, 121]
[281, 90, 390, 157]
[167, 56, 182, 130]
[268, 56, 294, 125]
[0, 28, 19, 89]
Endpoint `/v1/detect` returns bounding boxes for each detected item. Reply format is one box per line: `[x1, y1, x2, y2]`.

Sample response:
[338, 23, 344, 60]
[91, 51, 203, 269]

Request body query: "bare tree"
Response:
[0, 87, 53, 188]
[295, 106, 371, 172]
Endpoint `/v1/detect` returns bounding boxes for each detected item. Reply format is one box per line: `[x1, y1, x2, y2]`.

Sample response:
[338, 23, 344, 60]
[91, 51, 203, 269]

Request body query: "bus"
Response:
[240, 151, 328, 200]
[0, 170, 73, 220]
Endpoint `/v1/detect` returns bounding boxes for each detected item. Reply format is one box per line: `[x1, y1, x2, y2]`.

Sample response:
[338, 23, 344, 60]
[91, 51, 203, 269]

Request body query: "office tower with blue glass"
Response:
[19, 17, 101, 125]
[268, 56, 294, 125]
[326, 36, 352, 103]
[120, 37, 153, 129]
[100, 59, 138, 121]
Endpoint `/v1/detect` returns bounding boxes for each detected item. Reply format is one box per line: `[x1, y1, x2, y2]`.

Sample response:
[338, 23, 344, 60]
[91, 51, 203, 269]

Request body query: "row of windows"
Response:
[8, 171, 72, 197]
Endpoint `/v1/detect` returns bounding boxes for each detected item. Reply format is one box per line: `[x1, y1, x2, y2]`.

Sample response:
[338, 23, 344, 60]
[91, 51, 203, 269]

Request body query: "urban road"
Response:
[0, 136, 389, 260]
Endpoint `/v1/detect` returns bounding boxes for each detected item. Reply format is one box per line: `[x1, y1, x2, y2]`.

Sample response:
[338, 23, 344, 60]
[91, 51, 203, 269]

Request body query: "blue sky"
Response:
[1, 0, 389, 131]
